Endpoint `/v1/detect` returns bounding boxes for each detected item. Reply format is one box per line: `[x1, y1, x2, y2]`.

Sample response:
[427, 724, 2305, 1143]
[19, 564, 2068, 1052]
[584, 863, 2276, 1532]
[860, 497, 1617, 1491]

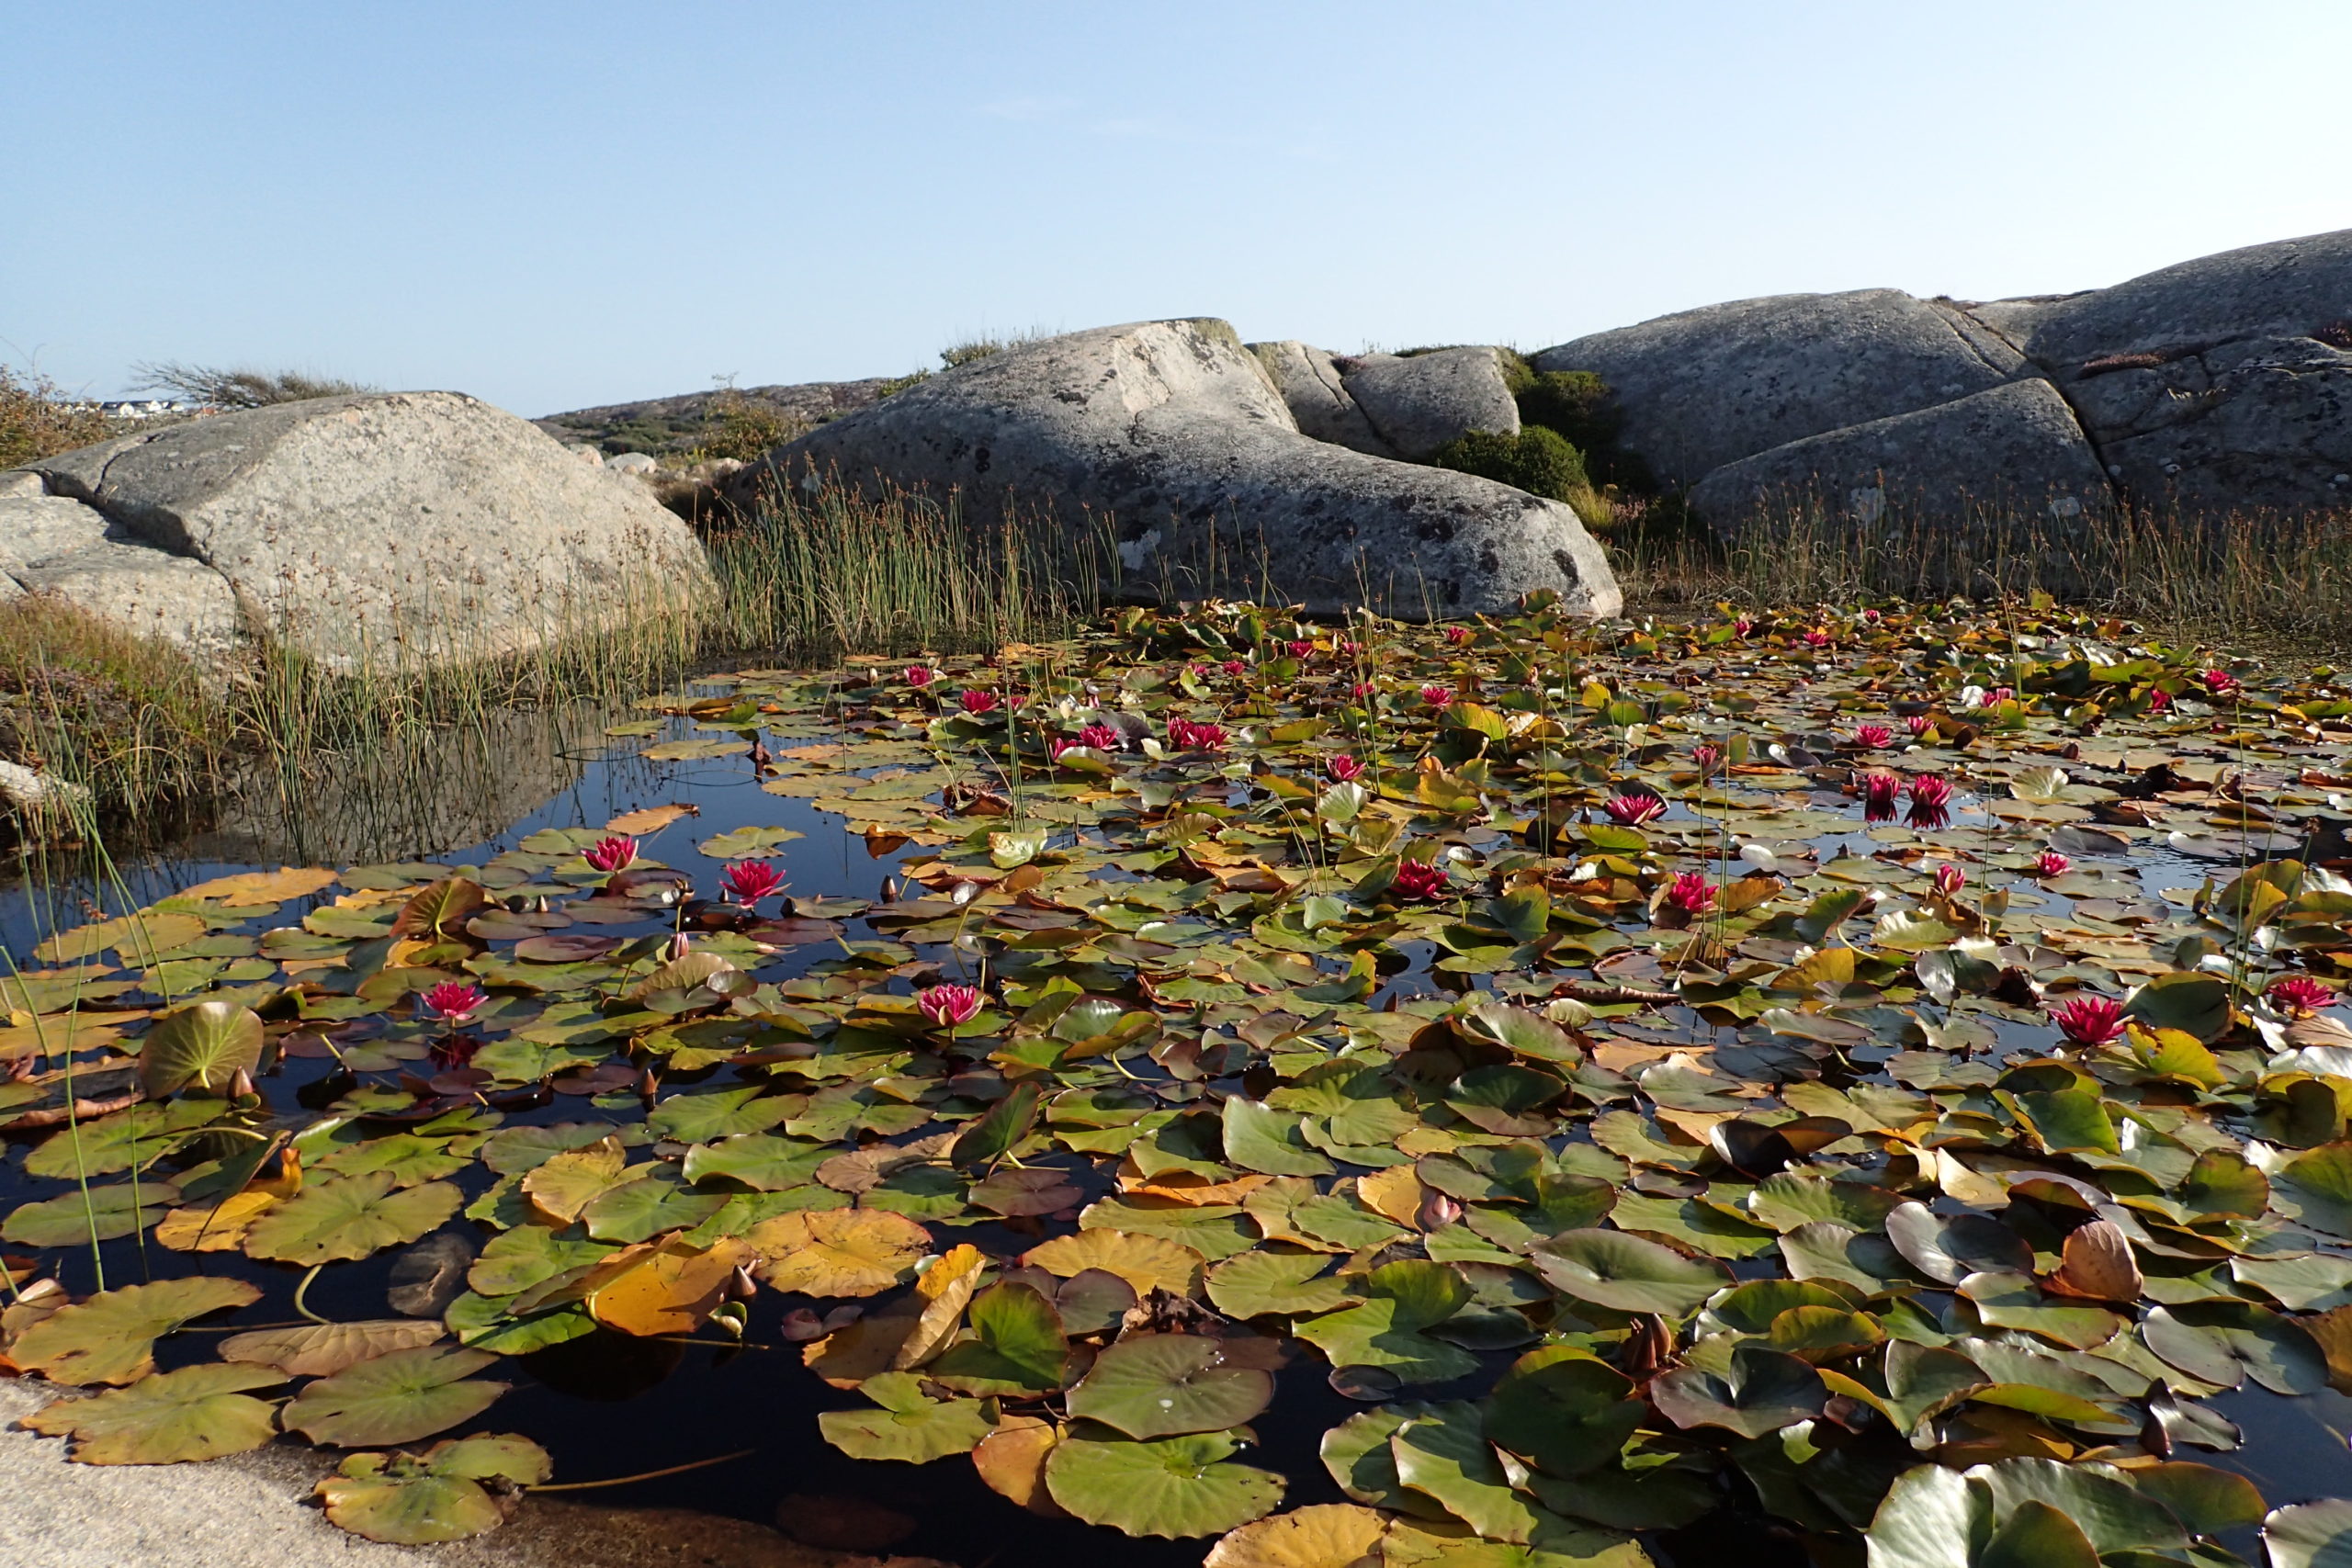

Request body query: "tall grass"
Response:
[0, 481, 1118, 844]
[1612, 500, 2352, 650]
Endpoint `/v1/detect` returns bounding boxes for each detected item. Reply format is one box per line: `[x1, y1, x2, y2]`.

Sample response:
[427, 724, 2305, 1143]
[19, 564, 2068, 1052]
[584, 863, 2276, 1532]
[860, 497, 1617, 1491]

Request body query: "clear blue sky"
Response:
[6, 2, 2346, 418]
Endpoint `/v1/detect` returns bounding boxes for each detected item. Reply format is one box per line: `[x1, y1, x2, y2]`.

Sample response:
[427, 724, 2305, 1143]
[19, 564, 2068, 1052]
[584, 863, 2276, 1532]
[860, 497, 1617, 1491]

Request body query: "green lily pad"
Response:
[929, 1282, 1070, 1394]
[1649, 1345, 1826, 1438]
[139, 999, 266, 1097]
[1067, 1332, 1275, 1438]
[1295, 1260, 1478, 1385]
[466, 1225, 618, 1298]
[1531, 1229, 1730, 1314]
[646, 1087, 795, 1144]
[4, 1180, 179, 1247]
[1222, 1097, 1334, 1178]
[316, 1434, 552, 1545]
[19, 1362, 284, 1463]
[2264, 1497, 2352, 1568]
[244, 1173, 462, 1265]
[581, 1169, 728, 1243]
[1485, 1347, 1644, 1477]
[1388, 1400, 1546, 1542]
[282, 1344, 508, 1446]
[696, 825, 804, 858]
[816, 1371, 997, 1462]
[9, 1276, 260, 1385]
[1044, 1426, 1285, 1539]
[24, 1098, 226, 1179]
[2142, 1302, 2327, 1393]
[1207, 1250, 1361, 1318]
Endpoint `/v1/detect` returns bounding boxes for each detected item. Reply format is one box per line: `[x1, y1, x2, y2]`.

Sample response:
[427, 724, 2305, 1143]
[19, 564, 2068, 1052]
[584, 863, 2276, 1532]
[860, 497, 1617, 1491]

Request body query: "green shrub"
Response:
[1429, 425, 1589, 502]
[0, 366, 119, 468]
[687, 389, 802, 462]
[1515, 370, 1654, 491]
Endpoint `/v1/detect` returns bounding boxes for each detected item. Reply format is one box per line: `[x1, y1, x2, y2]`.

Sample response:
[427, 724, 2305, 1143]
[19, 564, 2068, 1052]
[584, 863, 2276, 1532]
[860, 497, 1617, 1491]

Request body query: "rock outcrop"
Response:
[1535, 227, 2352, 531]
[1249, 340, 1396, 457]
[725, 319, 1619, 621]
[1337, 346, 1522, 459]
[11, 391, 714, 671]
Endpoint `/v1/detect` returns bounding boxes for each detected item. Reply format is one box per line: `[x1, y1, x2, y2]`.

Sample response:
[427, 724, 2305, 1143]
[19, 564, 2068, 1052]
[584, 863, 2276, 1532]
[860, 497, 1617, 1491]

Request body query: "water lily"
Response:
[1076, 721, 1124, 751]
[1285, 639, 1313, 660]
[1907, 773, 1954, 829]
[1853, 723, 1894, 749]
[1862, 607, 1882, 623]
[1391, 859, 1450, 900]
[1734, 617, 1754, 637]
[959, 689, 1000, 716]
[1444, 626, 1473, 646]
[720, 861, 785, 906]
[1167, 718, 1228, 751]
[2035, 851, 2071, 877]
[1340, 640, 1364, 657]
[419, 981, 487, 1025]
[2148, 687, 2174, 712]
[583, 835, 638, 874]
[1692, 743, 1722, 775]
[1328, 754, 1366, 783]
[1351, 681, 1374, 701]
[2202, 669, 2242, 696]
[1222, 660, 1248, 679]
[1932, 863, 1966, 897]
[1803, 629, 1833, 648]
[1667, 873, 1716, 914]
[1417, 1190, 1464, 1228]
[2051, 995, 2126, 1047]
[1985, 686, 2014, 705]
[2269, 976, 2337, 1016]
[905, 665, 936, 689]
[1905, 714, 1934, 737]
[1420, 685, 1455, 708]
[916, 984, 985, 1029]
[1602, 791, 1666, 826]
[1861, 772, 1901, 823]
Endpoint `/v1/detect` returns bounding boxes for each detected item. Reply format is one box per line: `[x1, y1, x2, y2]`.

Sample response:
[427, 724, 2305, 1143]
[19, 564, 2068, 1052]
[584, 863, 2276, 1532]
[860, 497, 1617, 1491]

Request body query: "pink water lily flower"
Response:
[959, 689, 1000, 716]
[1853, 724, 1894, 749]
[1692, 743, 1722, 775]
[583, 836, 638, 874]
[1222, 660, 1248, 679]
[1444, 626, 1474, 646]
[1328, 754, 1366, 783]
[1420, 685, 1455, 708]
[1391, 859, 1451, 900]
[420, 981, 488, 1024]
[2269, 976, 2338, 1017]
[2052, 995, 2127, 1047]
[2035, 851, 2071, 877]
[1803, 629, 1833, 648]
[1861, 772, 1901, 823]
[1286, 639, 1314, 660]
[2202, 669, 2242, 696]
[1667, 873, 1717, 915]
[905, 665, 936, 689]
[1167, 717, 1228, 751]
[1907, 773, 1954, 829]
[1602, 792, 1666, 826]
[2148, 687, 2174, 712]
[1076, 722, 1124, 751]
[1734, 618, 1754, 637]
[916, 984, 985, 1029]
[1932, 863, 1966, 897]
[720, 860, 785, 906]
[1351, 681, 1374, 701]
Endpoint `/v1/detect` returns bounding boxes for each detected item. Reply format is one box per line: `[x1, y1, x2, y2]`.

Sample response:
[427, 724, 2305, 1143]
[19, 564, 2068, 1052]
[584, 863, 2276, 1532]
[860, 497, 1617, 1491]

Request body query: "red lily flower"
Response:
[720, 861, 785, 906]
[1391, 859, 1451, 900]
[916, 984, 985, 1028]
[2051, 995, 2126, 1046]
[583, 836, 637, 873]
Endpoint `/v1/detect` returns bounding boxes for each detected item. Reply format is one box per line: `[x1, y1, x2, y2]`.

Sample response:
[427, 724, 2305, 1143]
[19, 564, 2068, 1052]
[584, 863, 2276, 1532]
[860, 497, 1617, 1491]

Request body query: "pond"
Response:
[5, 602, 2352, 1568]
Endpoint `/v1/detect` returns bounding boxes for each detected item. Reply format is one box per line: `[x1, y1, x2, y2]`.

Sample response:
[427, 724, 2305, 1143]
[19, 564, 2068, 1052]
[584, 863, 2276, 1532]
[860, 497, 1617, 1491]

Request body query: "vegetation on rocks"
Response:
[0, 366, 120, 469]
[1429, 425, 1590, 504]
[128, 363, 377, 409]
[6, 593, 2352, 1563]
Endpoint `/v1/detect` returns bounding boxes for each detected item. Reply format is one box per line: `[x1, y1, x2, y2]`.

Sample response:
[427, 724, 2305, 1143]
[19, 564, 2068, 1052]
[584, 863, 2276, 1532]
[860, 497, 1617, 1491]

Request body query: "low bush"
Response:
[1515, 369, 1654, 491]
[1429, 424, 1590, 503]
[0, 366, 119, 468]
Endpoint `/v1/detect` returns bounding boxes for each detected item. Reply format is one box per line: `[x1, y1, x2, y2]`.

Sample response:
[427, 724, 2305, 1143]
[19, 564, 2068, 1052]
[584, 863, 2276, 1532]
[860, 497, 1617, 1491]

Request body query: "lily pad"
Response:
[1045, 1426, 1285, 1539]
[1530, 1229, 1730, 1314]
[244, 1173, 463, 1266]
[282, 1344, 508, 1446]
[816, 1370, 996, 1462]
[9, 1277, 260, 1385]
[1068, 1332, 1276, 1438]
[18, 1361, 283, 1463]
[315, 1434, 551, 1545]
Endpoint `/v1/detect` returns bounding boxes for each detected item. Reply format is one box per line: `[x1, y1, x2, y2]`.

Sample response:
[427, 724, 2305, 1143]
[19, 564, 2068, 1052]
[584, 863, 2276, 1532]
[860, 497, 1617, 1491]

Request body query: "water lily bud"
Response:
[729, 1263, 760, 1302]
[228, 1067, 257, 1103]
[636, 1067, 660, 1105]
[665, 931, 691, 961]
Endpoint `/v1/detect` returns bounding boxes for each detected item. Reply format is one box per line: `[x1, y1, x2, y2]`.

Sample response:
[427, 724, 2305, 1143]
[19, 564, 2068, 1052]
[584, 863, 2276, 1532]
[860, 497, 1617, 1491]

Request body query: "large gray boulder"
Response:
[1985, 230, 2352, 517]
[17, 391, 713, 671]
[1687, 379, 2111, 534]
[1249, 340, 1396, 456]
[1533, 289, 2029, 489]
[725, 320, 1619, 621]
[1339, 346, 1521, 459]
